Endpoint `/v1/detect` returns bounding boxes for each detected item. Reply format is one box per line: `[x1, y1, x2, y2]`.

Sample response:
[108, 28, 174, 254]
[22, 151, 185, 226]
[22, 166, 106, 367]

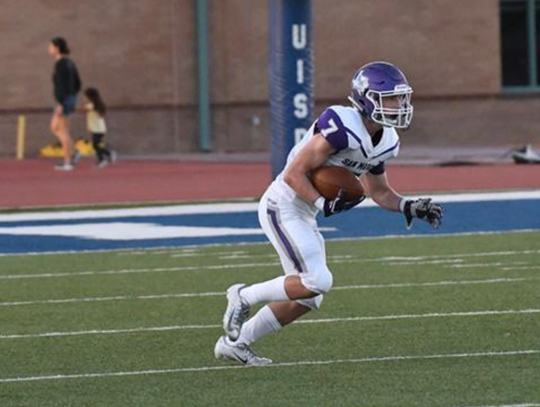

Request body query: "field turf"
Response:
[0, 231, 539, 407]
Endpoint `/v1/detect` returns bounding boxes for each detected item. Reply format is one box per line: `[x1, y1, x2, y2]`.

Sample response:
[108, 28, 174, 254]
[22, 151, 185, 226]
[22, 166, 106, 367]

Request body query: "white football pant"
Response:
[258, 189, 333, 310]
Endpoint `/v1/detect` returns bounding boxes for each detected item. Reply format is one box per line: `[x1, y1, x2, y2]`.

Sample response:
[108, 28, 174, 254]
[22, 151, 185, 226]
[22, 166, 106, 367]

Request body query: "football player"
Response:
[215, 61, 444, 365]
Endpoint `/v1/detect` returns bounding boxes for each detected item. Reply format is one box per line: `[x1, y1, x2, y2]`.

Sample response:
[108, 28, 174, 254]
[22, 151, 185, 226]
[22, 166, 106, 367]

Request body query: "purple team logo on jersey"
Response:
[348, 61, 414, 129]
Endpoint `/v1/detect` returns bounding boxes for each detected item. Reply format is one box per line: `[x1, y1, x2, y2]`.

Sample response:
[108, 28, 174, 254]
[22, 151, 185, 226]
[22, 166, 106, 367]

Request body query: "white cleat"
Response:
[214, 335, 272, 366]
[222, 283, 251, 341]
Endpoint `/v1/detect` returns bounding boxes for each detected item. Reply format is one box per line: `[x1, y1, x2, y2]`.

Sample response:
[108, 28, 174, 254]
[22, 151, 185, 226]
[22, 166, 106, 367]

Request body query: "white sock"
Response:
[240, 276, 289, 307]
[237, 305, 282, 345]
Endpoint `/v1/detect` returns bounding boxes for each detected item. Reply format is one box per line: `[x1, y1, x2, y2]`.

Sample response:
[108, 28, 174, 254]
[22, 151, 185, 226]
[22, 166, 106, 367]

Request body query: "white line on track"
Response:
[0, 277, 537, 308]
[0, 349, 537, 383]
[1, 309, 538, 340]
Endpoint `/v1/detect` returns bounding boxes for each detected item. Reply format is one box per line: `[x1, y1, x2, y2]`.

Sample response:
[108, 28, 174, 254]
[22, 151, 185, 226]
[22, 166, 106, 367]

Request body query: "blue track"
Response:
[0, 199, 539, 255]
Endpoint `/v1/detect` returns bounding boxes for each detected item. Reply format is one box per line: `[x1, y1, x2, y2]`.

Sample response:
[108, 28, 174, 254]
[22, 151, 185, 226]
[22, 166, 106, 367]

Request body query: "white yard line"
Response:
[502, 266, 540, 271]
[0, 324, 222, 340]
[386, 259, 464, 266]
[1, 309, 538, 340]
[1, 248, 539, 280]
[218, 253, 276, 260]
[171, 250, 248, 258]
[454, 404, 540, 407]
[0, 291, 225, 307]
[0, 349, 537, 383]
[298, 309, 540, 325]
[0, 262, 280, 280]
[0, 277, 537, 308]
[448, 262, 529, 269]
[363, 249, 540, 262]
[331, 277, 539, 291]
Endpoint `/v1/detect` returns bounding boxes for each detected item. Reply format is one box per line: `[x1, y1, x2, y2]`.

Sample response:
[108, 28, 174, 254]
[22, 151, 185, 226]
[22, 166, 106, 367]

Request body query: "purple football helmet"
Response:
[348, 61, 414, 129]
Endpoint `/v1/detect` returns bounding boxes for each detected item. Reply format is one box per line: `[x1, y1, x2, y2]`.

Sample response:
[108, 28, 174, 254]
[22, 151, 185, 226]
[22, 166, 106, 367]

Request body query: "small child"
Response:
[84, 87, 114, 168]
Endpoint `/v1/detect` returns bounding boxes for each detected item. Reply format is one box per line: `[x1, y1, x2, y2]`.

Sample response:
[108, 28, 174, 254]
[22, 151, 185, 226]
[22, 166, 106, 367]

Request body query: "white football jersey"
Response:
[269, 105, 400, 213]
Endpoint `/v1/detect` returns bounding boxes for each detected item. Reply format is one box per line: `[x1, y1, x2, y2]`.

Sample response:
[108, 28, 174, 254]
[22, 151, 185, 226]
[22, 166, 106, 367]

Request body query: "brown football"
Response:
[310, 166, 365, 200]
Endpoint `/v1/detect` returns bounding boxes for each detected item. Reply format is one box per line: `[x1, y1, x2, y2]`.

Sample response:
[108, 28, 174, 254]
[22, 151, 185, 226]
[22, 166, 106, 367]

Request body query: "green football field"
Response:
[0, 231, 539, 407]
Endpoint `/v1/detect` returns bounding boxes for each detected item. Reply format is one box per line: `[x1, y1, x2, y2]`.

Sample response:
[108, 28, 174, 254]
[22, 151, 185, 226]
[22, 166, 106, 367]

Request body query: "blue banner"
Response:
[269, 0, 314, 179]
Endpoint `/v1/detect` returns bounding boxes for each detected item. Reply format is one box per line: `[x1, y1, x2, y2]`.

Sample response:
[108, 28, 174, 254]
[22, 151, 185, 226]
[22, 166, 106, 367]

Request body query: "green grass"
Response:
[0, 231, 539, 407]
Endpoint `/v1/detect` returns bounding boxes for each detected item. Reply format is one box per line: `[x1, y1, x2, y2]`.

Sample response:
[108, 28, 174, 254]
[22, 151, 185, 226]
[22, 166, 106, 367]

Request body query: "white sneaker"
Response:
[54, 163, 74, 171]
[511, 144, 540, 164]
[214, 336, 272, 366]
[222, 284, 250, 341]
[97, 160, 109, 169]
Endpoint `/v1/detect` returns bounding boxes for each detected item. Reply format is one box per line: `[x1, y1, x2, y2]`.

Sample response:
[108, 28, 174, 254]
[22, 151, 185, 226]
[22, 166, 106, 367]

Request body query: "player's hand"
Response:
[323, 189, 365, 217]
[402, 198, 444, 229]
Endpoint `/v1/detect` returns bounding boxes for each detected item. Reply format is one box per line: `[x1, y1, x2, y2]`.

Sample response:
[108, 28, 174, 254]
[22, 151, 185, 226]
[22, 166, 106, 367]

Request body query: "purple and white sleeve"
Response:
[314, 108, 349, 151]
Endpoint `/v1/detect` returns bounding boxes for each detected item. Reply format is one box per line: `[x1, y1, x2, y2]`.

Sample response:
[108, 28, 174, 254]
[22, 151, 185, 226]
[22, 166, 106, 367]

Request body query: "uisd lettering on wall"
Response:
[269, 0, 314, 179]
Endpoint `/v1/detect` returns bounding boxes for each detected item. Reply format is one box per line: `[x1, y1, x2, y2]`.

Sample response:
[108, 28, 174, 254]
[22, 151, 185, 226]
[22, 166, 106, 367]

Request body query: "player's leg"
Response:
[234, 300, 310, 344]
[231, 229, 326, 347]
[222, 193, 332, 340]
[241, 199, 332, 304]
[215, 300, 311, 365]
[217, 194, 330, 364]
[269, 300, 311, 325]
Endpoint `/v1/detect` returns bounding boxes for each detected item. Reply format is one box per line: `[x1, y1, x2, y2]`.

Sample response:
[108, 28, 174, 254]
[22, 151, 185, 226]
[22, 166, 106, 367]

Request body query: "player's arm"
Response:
[363, 171, 402, 212]
[364, 170, 444, 229]
[284, 134, 335, 205]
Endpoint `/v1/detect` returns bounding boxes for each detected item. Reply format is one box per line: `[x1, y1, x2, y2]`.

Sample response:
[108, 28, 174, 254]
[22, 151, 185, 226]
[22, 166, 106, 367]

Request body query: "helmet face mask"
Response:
[348, 62, 414, 129]
[366, 88, 414, 129]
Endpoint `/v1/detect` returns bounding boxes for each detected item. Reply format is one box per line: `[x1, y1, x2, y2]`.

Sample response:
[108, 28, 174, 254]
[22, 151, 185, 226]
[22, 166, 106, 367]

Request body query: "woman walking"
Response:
[48, 37, 82, 171]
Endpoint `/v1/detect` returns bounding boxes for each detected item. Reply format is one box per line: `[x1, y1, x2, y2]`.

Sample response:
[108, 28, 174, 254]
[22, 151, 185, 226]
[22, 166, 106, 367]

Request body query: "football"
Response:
[310, 166, 365, 201]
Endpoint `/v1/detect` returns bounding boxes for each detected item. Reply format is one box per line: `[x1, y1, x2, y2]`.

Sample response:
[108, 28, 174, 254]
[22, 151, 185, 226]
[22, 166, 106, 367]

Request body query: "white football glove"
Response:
[401, 198, 444, 229]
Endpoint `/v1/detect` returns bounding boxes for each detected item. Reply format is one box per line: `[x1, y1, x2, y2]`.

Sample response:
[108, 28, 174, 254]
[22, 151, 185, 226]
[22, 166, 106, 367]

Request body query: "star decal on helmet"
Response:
[353, 71, 370, 93]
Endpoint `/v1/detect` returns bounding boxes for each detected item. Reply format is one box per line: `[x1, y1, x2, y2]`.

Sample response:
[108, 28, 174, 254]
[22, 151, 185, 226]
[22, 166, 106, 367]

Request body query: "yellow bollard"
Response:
[16, 115, 26, 160]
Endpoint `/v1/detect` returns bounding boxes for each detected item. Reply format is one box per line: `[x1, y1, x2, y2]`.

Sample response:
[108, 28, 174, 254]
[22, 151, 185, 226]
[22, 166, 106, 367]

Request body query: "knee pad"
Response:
[318, 270, 333, 293]
[297, 294, 324, 311]
[301, 267, 333, 294]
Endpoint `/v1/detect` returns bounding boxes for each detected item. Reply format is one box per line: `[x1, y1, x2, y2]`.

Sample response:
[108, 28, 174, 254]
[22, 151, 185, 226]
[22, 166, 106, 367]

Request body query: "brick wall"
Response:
[0, 0, 538, 157]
